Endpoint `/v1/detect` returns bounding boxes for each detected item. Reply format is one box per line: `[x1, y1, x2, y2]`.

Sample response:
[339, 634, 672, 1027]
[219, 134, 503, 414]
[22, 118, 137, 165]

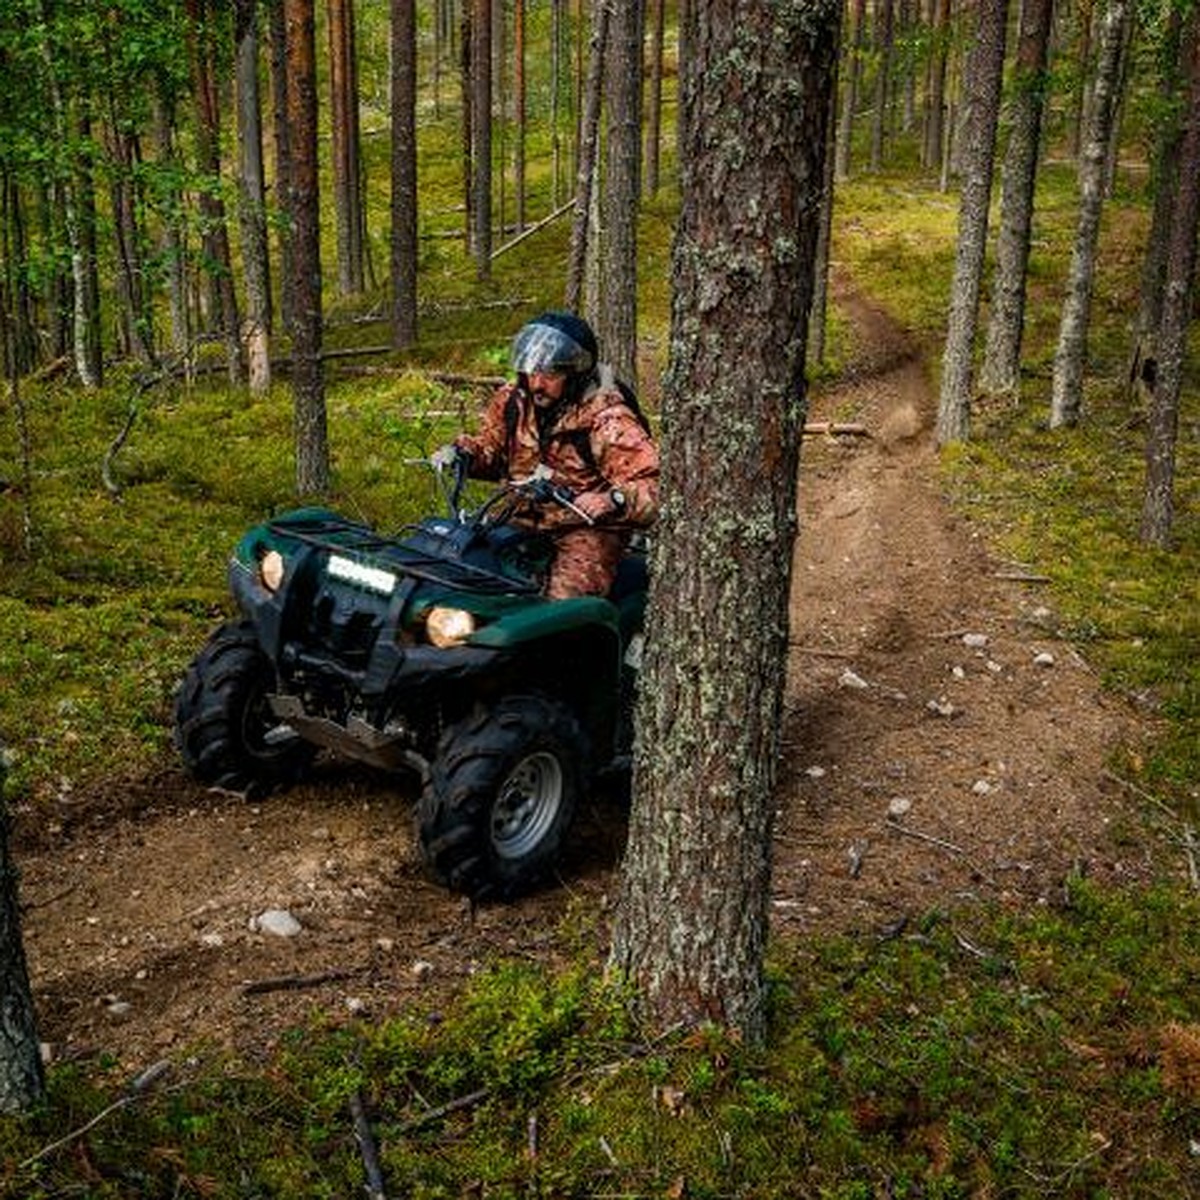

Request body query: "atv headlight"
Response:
[425, 606, 477, 648]
[260, 549, 286, 592]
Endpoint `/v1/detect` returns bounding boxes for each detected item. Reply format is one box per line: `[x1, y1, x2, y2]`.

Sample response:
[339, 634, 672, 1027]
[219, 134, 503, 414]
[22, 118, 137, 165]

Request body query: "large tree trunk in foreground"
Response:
[936, 0, 1008, 444]
[610, 0, 839, 1046]
[1049, 0, 1130, 428]
[0, 754, 44, 1113]
[1140, 10, 1200, 547]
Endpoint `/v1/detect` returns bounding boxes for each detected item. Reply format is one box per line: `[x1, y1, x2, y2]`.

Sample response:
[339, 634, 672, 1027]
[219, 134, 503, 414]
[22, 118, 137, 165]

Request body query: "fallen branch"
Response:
[349, 1090, 388, 1200]
[993, 570, 1051, 583]
[20, 1061, 171, 1169]
[398, 1087, 490, 1133]
[802, 421, 870, 437]
[490, 198, 576, 261]
[241, 969, 355, 997]
[884, 817, 965, 856]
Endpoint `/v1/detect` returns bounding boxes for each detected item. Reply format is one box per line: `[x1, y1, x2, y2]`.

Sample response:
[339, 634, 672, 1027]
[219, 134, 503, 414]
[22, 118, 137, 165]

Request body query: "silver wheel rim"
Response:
[491, 751, 564, 860]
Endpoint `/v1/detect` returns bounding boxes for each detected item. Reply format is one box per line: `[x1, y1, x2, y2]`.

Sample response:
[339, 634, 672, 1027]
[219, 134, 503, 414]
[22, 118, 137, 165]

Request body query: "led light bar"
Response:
[327, 554, 398, 596]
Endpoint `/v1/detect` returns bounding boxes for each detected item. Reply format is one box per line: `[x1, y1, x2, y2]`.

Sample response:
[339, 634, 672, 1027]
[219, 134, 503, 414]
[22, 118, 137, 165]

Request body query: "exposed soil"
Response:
[15, 284, 1166, 1073]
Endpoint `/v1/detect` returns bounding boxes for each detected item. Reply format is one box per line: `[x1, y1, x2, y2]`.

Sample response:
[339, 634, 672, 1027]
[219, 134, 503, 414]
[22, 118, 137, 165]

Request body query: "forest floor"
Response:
[15, 282, 1165, 1073]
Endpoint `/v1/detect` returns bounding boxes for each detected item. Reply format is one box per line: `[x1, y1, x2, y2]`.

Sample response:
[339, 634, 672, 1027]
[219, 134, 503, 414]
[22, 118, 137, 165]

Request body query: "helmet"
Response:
[510, 311, 597, 377]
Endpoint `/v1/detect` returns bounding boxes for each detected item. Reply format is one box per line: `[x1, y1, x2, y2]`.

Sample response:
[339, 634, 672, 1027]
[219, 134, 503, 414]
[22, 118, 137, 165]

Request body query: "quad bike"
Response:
[173, 457, 646, 899]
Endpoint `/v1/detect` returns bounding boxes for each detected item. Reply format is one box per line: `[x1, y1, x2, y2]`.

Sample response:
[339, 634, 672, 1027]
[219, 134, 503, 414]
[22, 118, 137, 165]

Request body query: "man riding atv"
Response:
[435, 311, 659, 599]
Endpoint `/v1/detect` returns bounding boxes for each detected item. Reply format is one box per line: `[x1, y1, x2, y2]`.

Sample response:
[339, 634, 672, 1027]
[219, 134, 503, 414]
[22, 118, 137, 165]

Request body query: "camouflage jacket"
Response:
[455, 372, 659, 529]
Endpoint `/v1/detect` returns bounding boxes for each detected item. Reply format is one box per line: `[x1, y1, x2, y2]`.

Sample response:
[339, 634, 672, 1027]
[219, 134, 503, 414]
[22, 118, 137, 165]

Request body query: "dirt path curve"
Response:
[17, 284, 1155, 1071]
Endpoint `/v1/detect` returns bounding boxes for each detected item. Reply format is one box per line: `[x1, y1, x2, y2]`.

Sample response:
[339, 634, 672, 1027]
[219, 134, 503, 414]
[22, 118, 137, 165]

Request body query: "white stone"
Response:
[1033, 652, 1056, 667]
[926, 697, 957, 717]
[888, 797, 913, 817]
[412, 959, 434, 980]
[200, 933, 224, 948]
[962, 633, 989, 648]
[951, 665, 966, 679]
[839, 668, 870, 690]
[254, 909, 302, 938]
[805, 765, 827, 779]
[972, 779, 993, 796]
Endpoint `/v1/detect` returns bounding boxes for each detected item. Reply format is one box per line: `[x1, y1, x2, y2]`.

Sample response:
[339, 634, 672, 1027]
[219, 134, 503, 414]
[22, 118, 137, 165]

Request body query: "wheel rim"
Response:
[241, 686, 298, 761]
[490, 751, 564, 860]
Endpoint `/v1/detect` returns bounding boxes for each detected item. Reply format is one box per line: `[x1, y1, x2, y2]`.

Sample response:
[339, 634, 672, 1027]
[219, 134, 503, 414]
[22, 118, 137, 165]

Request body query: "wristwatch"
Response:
[609, 488, 627, 514]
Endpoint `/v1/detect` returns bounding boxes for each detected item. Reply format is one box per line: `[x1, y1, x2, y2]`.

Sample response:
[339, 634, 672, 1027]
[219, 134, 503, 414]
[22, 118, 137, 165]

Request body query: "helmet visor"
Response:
[511, 322, 594, 375]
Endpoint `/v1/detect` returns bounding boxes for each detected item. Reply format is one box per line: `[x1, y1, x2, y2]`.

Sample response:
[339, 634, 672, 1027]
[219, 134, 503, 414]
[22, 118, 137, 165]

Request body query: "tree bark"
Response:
[285, 0, 329, 496]
[836, 0, 868, 180]
[979, 0, 1055, 395]
[936, 0, 1009, 444]
[610, 0, 839, 1045]
[515, 0, 527, 231]
[1140, 10, 1200, 547]
[810, 32, 841, 366]
[472, 0, 493, 276]
[870, 0, 894, 170]
[599, 0, 644, 385]
[236, 0, 273, 393]
[0, 754, 44, 1113]
[188, 0, 244, 384]
[328, 0, 365, 296]
[1126, 4, 1184, 400]
[391, 0, 418, 348]
[152, 93, 191, 356]
[923, 0, 950, 171]
[1049, 0, 1130, 428]
[267, 0, 296, 335]
[644, 0, 666, 195]
[565, 0, 610, 313]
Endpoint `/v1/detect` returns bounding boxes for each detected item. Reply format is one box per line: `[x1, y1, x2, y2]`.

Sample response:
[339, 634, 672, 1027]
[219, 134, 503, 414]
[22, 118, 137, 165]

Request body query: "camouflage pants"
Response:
[546, 527, 627, 599]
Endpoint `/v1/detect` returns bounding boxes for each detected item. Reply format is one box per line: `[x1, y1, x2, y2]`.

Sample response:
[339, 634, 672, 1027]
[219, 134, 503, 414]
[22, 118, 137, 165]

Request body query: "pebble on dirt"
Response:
[251, 909, 303, 938]
[1033, 651, 1056, 668]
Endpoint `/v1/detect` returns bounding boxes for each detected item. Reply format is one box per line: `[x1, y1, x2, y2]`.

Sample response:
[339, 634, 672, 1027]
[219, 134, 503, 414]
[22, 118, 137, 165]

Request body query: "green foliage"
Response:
[6, 889, 1200, 1196]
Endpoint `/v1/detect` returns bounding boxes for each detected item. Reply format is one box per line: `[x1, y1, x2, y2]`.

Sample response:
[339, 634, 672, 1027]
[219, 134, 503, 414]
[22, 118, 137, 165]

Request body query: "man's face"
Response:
[529, 370, 567, 406]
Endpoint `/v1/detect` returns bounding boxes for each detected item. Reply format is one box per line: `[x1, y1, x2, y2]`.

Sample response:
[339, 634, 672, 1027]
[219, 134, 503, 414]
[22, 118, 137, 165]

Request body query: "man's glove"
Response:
[431, 443, 464, 470]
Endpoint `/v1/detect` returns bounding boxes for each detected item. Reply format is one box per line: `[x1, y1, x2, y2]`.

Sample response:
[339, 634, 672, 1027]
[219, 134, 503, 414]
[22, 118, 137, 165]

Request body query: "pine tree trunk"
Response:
[936, 0, 1008, 444]
[461, 5, 474, 251]
[0, 755, 44, 1114]
[811, 38, 841, 365]
[923, 0, 950, 171]
[565, 0, 609, 313]
[1140, 11, 1200, 547]
[267, 0, 296, 335]
[188, 0, 244, 384]
[1049, 0, 1129, 428]
[391, 0, 418, 348]
[610, 0, 839, 1046]
[979, 0, 1055, 395]
[515, 0, 527, 231]
[285, 0, 329, 496]
[600, 0, 644, 386]
[236, 0, 273, 393]
[105, 118, 155, 365]
[1126, 4, 1184, 400]
[644, 0, 666, 195]
[472, 0, 493, 277]
[74, 110, 104, 387]
[870, 0, 894, 170]
[328, 0, 365, 296]
[153, 94, 191, 356]
[836, 0, 867, 180]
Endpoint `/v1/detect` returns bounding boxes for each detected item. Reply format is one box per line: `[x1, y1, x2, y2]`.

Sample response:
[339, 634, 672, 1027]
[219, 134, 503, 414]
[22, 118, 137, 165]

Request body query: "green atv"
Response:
[173, 458, 646, 899]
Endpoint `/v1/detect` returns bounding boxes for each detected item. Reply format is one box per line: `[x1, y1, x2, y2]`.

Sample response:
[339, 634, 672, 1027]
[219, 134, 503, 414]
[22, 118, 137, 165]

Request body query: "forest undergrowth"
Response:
[2, 162, 1200, 1195]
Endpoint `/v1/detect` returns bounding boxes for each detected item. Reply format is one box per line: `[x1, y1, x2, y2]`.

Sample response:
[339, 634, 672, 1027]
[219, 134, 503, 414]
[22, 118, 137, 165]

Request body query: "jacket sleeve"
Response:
[589, 404, 659, 526]
[454, 385, 515, 481]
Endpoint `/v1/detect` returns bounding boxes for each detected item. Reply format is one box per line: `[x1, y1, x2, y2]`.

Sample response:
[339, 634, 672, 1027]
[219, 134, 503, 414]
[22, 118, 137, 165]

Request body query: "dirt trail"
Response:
[16, 285, 1157, 1071]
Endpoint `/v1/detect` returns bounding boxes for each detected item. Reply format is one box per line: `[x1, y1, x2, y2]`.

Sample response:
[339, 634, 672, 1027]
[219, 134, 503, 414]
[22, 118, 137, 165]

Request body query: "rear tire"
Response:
[417, 695, 589, 899]
[173, 620, 313, 795]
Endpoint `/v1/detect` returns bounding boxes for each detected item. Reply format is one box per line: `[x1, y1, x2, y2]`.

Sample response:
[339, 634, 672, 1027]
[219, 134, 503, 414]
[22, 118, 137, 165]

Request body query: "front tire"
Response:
[417, 695, 589, 899]
[173, 620, 313, 795]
